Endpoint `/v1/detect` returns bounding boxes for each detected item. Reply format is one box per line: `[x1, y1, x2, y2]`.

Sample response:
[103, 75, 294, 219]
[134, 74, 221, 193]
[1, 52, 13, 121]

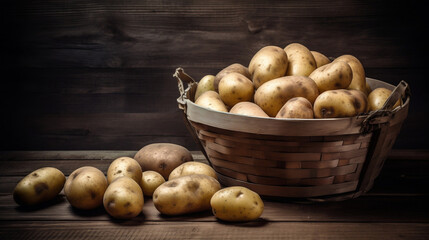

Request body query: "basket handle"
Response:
[173, 67, 196, 109]
[361, 80, 410, 133]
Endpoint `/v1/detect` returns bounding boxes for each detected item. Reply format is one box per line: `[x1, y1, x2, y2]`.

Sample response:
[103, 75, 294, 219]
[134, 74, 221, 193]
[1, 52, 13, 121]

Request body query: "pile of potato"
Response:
[195, 43, 399, 118]
[12, 143, 264, 222]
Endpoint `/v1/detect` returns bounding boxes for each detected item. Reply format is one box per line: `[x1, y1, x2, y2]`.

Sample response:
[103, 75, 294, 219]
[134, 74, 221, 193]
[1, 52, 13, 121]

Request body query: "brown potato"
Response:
[107, 157, 142, 185]
[313, 89, 368, 118]
[275, 97, 314, 119]
[248, 46, 288, 89]
[194, 90, 228, 112]
[309, 61, 353, 93]
[254, 76, 319, 117]
[134, 143, 194, 180]
[334, 55, 366, 92]
[168, 162, 218, 180]
[368, 87, 399, 111]
[195, 75, 216, 101]
[284, 43, 317, 76]
[218, 72, 254, 108]
[214, 63, 251, 91]
[311, 50, 331, 68]
[141, 171, 165, 197]
[229, 101, 269, 118]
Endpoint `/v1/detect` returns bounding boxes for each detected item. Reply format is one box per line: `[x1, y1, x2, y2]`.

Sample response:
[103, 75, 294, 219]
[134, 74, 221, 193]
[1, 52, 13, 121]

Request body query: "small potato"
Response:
[311, 50, 331, 68]
[214, 63, 251, 91]
[276, 97, 314, 119]
[169, 162, 218, 180]
[229, 101, 269, 118]
[107, 157, 142, 185]
[64, 166, 107, 210]
[313, 89, 368, 118]
[153, 174, 221, 215]
[13, 167, 65, 206]
[254, 76, 319, 117]
[368, 87, 400, 111]
[334, 55, 366, 92]
[141, 171, 165, 196]
[309, 61, 353, 93]
[134, 143, 194, 180]
[103, 177, 144, 219]
[210, 186, 264, 222]
[194, 90, 228, 112]
[218, 72, 254, 108]
[284, 43, 317, 76]
[249, 46, 288, 89]
[195, 75, 216, 101]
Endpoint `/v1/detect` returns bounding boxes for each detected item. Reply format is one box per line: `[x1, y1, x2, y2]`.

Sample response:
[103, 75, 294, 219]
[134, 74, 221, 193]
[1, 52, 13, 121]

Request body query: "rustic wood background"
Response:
[2, 0, 427, 151]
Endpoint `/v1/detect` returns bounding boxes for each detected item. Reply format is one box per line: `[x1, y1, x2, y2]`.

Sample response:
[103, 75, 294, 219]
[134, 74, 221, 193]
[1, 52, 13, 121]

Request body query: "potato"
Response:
[364, 81, 372, 96]
[275, 97, 314, 119]
[218, 72, 254, 108]
[134, 143, 194, 180]
[107, 157, 142, 185]
[141, 170, 165, 197]
[64, 166, 107, 210]
[169, 162, 218, 180]
[214, 63, 251, 91]
[194, 90, 228, 112]
[334, 55, 366, 92]
[254, 76, 319, 117]
[13, 167, 65, 206]
[248, 46, 288, 89]
[103, 176, 144, 219]
[229, 101, 269, 118]
[311, 50, 331, 68]
[153, 174, 221, 215]
[284, 43, 317, 76]
[210, 186, 264, 222]
[195, 75, 215, 101]
[309, 61, 353, 93]
[313, 89, 368, 118]
[368, 87, 400, 111]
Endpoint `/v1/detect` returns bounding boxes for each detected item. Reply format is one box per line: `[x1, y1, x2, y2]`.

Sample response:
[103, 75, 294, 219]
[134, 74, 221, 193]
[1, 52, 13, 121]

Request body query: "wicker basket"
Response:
[174, 68, 410, 201]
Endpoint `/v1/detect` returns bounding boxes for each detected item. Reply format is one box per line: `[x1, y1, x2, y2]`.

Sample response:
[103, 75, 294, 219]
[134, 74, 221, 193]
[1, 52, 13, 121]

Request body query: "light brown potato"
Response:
[134, 143, 194, 180]
[168, 162, 217, 180]
[254, 76, 319, 117]
[364, 81, 372, 96]
[309, 61, 353, 93]
[107, 157, 142, 185]
[334, 55, 366, 92]
[284, 43, 317, 76]
[153, 174, 221, 216]
[229, 101, 269, 118]
[275, 97, 314, 119]
[13, 167, 65, 206]
[313, 89, 368, 118]
[210, 186, 264, 222]
[141, 171, 165, 197]
[368, 87, 400, 111]
[64, 166, 107, 210]
[214, 63, 251, 91]
[194, 90, 228, 112]
[248, 46, 288, 89]
[311, 50, 331, 68]
[218, 72, 254, 108]
[103, 177, 144, 219]
[195, 75, 216, 101]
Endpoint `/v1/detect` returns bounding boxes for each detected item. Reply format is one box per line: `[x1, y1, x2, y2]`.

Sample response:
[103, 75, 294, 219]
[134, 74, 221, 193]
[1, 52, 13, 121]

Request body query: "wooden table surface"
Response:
[0, 150, 428, 240]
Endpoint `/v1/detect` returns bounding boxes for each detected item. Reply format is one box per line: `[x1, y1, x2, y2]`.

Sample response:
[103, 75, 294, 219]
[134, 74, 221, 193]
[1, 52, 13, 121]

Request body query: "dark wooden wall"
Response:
[2, 0, 428, 151]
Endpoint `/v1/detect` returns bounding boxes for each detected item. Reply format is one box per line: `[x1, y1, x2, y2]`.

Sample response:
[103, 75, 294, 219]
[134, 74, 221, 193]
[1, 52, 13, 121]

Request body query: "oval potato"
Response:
[229, 101, 269, 118]
[214, 63, 251, 91]
[248, 46, 288, 89]
[107, 157, 142, 185]
[254, 76, 319, 117]
[194, 90, 228, 112]
[218, 72, 254, 108]
[368, 87, 400, 111]
[309, 61, 353, 93]
[284, 43, 317, 76]
[311, 50, 331, 68]
[334, 54, 366, 92]
[141, 171, 165, 197]
[195, 75, 216, 101]
[275, 97, 314, 119]
[13, 167, 65, 206]
[168, 162, 217, 180]
[313, 89, 368, 118]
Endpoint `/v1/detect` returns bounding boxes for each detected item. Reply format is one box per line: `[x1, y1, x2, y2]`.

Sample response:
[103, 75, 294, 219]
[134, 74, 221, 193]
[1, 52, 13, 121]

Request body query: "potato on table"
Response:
[169, 161, 218, 180]
[141, 170, 165, 197]
[107, 157, 142, 185]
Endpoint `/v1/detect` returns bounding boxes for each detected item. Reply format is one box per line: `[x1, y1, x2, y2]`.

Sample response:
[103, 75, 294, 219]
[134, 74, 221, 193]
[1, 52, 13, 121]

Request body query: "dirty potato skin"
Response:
[210, 186, 264, 222]
[214, 63, 251, 91]
[248, 46, 288, 89]
[229, 101, 269, 118]
[284, 43, 317, 76]
[153, 174, 221, 215]
[218, 72, 254, 108]
[195, 75, 216, 101]
[194, 90, 228, 112]
[313, 89, 368, 118]
[311, 50, 331, 68]
[13, 167, 65, 206]
[309, 61, 353, 93]
[103, 177, 144, 219]
[368, 87, 399, 111]
[134, 143, 194, 180]
[334, 55, 366, 93]
[64, 166, 108, 210]
[275, 97, 314, 119]
[254, 76, 319, 117]
[141, 171, 165, 196]
[168, 162, 218, 180]
[107, 157, 142, 185]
